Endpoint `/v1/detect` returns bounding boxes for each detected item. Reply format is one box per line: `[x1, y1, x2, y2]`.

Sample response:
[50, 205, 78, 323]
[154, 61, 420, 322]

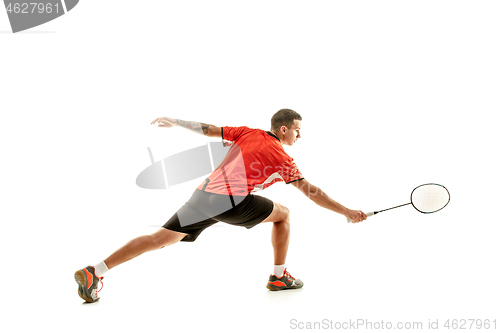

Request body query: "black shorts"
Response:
[162, 189, 274, 242]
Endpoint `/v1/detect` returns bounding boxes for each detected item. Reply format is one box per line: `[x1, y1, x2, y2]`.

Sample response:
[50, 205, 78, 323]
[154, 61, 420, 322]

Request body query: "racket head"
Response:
[410, 183, 450, 214]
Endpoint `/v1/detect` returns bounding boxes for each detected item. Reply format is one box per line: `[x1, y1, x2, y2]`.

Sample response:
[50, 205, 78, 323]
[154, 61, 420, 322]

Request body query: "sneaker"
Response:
[74, 266, 104, 303]
[266, 268, 303, 291]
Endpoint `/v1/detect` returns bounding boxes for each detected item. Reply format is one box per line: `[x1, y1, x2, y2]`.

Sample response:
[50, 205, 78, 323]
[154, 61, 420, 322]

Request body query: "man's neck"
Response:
[268, 130, 282, 144]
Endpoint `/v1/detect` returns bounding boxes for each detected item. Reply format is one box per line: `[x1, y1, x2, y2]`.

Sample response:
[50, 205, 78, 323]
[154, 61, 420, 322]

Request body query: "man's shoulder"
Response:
[227, 126, 267, 136]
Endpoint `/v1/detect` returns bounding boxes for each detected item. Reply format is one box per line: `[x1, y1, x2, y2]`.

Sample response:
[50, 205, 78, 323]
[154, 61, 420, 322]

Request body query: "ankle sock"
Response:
[94, 261, 109, 278]
[273, 264, 285, 277]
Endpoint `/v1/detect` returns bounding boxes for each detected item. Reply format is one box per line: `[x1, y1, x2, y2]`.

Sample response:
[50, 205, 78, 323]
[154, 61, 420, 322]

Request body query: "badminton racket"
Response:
[347, 183, 450, 223]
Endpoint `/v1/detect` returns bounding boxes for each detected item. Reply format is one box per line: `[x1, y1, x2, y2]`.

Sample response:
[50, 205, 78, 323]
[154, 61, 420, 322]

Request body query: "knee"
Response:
[150, 228, 184, 249]
[283, 206, 290, 222]
[149, 232, 169, 250]
[277, 204, 290, 224]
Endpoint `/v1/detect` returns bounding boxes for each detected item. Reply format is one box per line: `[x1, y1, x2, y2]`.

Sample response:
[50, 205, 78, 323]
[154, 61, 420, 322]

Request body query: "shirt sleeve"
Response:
[281, 158, 304, 184]
[222, 126, 250, 142]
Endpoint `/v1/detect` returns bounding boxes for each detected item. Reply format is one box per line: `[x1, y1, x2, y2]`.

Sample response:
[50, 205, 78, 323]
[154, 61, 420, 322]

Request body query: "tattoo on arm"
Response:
[175, 119, 211, 136]
[202, 123, 209, 135]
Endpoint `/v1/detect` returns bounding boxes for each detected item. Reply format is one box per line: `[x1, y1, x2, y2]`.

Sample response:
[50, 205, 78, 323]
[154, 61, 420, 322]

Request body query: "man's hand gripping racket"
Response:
[347, 183, 450, 223]
[345, 210, 368, 223]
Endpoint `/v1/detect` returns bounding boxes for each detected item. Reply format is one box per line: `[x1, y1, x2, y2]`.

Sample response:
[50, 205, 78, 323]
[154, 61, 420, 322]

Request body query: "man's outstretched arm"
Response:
[151, 116, 222, 138]
[291, 179, 367, 223]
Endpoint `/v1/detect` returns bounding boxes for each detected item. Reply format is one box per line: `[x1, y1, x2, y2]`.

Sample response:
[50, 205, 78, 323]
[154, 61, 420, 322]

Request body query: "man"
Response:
[74, 109, 367, 303]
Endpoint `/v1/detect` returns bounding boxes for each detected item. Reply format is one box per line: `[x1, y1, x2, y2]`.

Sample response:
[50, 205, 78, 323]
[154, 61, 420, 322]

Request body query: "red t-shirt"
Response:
[197, 126, 304, 196]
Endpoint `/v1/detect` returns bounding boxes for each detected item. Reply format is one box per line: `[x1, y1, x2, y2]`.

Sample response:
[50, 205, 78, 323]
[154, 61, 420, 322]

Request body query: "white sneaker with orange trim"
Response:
[266, 268, 303, 291]
[74, 266, 104, 303]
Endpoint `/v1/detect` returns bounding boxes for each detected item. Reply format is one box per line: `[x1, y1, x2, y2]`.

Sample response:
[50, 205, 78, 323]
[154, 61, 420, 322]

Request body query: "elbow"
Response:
[306, 185, 323, 201]
[207, 125, 221, 138]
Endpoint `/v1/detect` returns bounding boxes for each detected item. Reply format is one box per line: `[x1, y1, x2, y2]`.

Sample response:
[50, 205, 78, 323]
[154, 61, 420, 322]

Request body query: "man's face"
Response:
[281, 119, 301, 146]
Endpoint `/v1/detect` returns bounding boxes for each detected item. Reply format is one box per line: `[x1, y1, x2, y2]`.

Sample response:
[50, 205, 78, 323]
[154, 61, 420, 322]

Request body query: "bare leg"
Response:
[104, 228, 187, 270]
[261, 202, 291, 265]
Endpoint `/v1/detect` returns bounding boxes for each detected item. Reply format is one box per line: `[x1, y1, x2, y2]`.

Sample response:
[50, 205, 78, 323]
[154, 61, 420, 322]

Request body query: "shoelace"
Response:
[284, 270, 294, 282]
[97, 277, 104, 293]
[93, 277, 104, 299]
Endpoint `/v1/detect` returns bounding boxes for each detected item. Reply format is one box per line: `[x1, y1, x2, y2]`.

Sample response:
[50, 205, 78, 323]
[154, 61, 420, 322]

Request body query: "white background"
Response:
[1, 1, 498, 332]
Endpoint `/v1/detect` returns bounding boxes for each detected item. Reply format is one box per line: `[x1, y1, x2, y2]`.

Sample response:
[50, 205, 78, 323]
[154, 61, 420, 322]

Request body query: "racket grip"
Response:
[347, 211, 374, 223]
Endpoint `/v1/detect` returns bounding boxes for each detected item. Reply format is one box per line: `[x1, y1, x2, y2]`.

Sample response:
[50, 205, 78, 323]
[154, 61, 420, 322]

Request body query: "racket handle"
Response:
[347, 211, 375, 223]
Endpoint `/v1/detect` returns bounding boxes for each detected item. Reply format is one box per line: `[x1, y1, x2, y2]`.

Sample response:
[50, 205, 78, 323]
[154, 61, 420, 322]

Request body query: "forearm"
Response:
[308, 187, 349, 215]
[174, 119, 210, 135]
[151, 116, 221, 138]
[293, 179, 366, 223]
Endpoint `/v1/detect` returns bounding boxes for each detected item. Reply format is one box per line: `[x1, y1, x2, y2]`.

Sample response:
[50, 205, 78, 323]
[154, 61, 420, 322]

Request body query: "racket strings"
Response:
[411, 184, 450, 213]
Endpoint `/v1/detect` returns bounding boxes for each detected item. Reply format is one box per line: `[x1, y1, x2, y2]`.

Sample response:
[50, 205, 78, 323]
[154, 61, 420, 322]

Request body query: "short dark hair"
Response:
[270, 109, 302, 131]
